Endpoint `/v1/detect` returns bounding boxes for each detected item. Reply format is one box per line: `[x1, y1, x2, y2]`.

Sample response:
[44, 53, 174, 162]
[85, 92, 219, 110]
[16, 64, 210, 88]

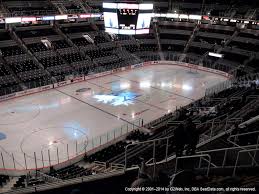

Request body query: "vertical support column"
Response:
[222, 149, 228, 167]
[12, 153, 16, 169]
[57, 147, 59, 164]
[152, 141, 156, 179]
[175, 158, 178, 174]
[76, 141, 78, 156]
[165, 138, 169, 162]
[124, 146, 128, 170]
[34, 152, 37, 171]
[198, 157, 202, 168]
[84, 140, 87, 155]
[224, 117, 229, 132]
[24, 153, 28, 170]
[210, 119, 215, 139]
[41, 151, 44, 168]
[48, 149, 51, 167]
[253, 136, 259, 166]
[256, 135, 259, 150]
[34, 152, 38, 179]
[1, 152, 5, 169]
[233, 152, 240, 177]
[67, 144, 69, 160]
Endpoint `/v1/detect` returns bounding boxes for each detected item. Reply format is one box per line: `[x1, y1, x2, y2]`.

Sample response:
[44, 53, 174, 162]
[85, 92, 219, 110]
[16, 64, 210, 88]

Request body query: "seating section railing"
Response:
[175, 154, 211, 176]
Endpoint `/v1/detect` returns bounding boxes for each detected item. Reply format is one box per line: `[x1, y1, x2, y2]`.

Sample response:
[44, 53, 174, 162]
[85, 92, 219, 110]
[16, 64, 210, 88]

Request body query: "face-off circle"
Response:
[20, 126, 88, 163]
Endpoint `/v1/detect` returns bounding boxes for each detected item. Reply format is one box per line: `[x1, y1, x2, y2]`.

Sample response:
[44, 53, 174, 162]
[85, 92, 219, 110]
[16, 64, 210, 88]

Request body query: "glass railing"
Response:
[0, 119, 141, 171]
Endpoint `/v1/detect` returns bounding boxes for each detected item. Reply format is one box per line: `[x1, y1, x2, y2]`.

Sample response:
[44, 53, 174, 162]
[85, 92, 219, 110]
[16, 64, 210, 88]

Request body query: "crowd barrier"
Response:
[0, 61, 233, 175]
[148, 61, 231, 78]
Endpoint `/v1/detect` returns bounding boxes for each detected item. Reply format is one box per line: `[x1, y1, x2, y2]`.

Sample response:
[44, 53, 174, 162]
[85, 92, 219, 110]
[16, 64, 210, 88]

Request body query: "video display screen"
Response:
[117, 9, 139, 30]
[137, 13, 153, 29]
[103, 2, 153, 35]
[103, 12, 118, 29]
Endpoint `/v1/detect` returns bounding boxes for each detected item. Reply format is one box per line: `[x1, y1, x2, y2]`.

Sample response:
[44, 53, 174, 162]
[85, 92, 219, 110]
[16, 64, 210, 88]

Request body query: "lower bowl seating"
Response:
[0, 175, 10, 187]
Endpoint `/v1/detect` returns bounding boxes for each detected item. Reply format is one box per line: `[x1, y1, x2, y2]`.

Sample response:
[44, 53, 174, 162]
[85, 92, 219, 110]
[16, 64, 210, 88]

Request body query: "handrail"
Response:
[125, 115, 243, 169]
[124, 134, 173, 169]
[229, 130, 259, 138]
[145, 158, 155, 165]
[92, 161, 107, 171]
[233, 148, 259, 176]
[175, 154, 211, 176]
[197, 114, 234, 140]
[202, 157, 217, 168]
[93, 161, 106, 166]
[110, 163, 124, 170]
[197, 113, 229, 128]
[197, 144, 259, 169]
[209, 97, 227, 101]
[171, 145, 259, 176]
[197, 144, 258, 154]
[145, 158, 156, 179]
[4, 170, 125, 194]
[228, 130, 259, 149]
[246, 95, 259, 100]
[227, 131, 259, 166]
[31, 171, 62, 183]
[126, 130, 239, 176]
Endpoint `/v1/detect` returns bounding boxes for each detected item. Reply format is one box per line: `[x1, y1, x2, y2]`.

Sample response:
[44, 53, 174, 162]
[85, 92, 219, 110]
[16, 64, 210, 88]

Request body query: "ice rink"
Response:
[0, 64, 228, 170]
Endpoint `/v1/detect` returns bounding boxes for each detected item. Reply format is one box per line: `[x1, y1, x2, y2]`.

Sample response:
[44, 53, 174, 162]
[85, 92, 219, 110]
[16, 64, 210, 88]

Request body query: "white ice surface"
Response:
[0, 64, 227, 170]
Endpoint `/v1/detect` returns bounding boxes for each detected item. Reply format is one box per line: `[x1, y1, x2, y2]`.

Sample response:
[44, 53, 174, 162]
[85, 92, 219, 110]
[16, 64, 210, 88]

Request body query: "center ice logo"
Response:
[93, 91, 140, 106]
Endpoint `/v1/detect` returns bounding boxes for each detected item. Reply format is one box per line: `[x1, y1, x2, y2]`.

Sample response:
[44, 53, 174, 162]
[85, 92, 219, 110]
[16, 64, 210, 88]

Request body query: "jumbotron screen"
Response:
[103, 2, 153, 35]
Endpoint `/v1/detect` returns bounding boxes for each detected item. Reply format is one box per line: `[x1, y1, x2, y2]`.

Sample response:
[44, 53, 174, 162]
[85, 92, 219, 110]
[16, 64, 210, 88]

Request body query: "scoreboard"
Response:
[103, 2, 153, 35]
